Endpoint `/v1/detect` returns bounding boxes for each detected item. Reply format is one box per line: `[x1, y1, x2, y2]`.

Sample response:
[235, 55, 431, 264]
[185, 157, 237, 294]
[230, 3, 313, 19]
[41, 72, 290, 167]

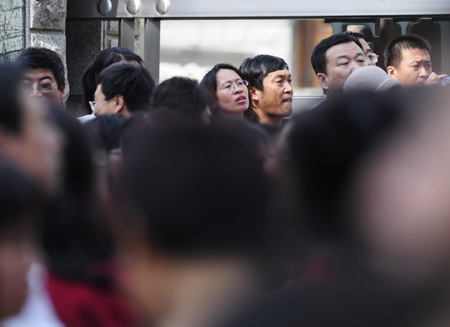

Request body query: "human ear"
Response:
[249, 86, 260, 108]
[386, 66, 397, 79]
[317, 73, 329, 91]
[58, 82, 66, 100]
[113, 95, 125, 115]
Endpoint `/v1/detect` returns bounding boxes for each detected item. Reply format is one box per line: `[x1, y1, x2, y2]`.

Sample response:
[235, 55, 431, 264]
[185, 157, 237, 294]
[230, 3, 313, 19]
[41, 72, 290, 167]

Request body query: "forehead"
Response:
[359, 38, 371, 54]
[216, 69, 241, 83]
[400, 48, 431, 63]
[22, 68, 56, 82]
[326, 41, 363, 60]
[264, 69, 290, 81]
[94, 84, 104, 98]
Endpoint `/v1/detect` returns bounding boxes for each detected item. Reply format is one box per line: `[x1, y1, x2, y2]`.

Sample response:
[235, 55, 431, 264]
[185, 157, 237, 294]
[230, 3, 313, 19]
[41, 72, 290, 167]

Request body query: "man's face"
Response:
[387, 48, 432, 86]
[93, 84, 117, 116]
[251, 69, 293, 120]
[21, 68, 64, 103]
[318, 41, 368, 94]
[358, 38, 376, 67]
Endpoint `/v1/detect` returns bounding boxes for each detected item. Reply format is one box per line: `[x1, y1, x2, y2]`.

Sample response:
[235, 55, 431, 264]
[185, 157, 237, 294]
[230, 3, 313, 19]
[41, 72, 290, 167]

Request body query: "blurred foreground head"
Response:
[283, 87, 450, 280]
[115, 125, 272, 326]
[0, 63, 62, 194]
[0, 160, 40, 318]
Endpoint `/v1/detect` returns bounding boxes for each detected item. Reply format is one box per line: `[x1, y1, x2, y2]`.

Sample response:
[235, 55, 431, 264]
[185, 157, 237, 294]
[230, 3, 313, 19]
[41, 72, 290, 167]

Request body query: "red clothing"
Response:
[46, 273, 142, 327]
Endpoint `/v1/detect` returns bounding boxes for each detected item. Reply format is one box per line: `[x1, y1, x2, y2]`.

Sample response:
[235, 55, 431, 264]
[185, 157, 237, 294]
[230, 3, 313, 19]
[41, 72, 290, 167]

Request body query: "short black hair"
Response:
[96, 62, 155, 113]
[0, 63, 23, 135]
[117, 125, 271, 258]
[200, 63, 246, 121]
[341, 31, 364, 39]
[384, 34, 432, 69]
[311, 34, 364, 75]
[239, 55, 289, 122]
[239, 54, 289, 92]
[82, 47, 144, 114]
[15, 47, 65, 91]
[149, 76, 211, 125]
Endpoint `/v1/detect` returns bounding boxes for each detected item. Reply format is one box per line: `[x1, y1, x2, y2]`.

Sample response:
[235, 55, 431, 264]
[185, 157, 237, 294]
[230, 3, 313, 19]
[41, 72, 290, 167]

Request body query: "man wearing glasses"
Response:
[15, 47, 66, 104]
[240, 54, 293, 129]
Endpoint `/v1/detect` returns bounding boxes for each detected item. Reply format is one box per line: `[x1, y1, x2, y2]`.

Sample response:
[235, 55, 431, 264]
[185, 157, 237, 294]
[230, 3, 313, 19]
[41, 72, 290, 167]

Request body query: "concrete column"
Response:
[28, 0, 69, 100]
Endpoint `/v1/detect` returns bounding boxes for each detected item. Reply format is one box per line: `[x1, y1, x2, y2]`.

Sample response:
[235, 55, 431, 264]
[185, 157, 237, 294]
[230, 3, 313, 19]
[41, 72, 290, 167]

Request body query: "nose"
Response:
[284, 81, 293, 94]
[30, 85, 43, 97]
[233, 86, 243, 94]
[418, 66, 429, 78]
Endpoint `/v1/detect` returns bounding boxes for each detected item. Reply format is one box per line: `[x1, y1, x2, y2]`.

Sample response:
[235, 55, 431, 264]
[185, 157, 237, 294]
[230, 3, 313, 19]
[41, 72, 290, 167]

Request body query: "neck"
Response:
[221, 110, 244, 119]
[255, 110, 283, 126]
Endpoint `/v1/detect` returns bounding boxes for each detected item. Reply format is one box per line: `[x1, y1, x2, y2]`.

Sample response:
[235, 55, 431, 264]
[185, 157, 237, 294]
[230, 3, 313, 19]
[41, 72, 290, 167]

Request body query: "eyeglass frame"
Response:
[366, 53, 379, 64]
[217, 79, 249, 92]
[21, 82, 58, 93]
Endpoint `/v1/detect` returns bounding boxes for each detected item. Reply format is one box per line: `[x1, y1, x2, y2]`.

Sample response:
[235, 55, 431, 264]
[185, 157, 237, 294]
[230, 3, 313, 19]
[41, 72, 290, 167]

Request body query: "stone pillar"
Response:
[27, 0, 69, 100]
[0, 0, 25, 62]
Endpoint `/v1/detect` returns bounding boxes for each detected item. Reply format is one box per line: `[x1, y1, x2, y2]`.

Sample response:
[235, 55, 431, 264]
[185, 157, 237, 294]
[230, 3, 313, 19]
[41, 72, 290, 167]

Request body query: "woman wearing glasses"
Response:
[201, 63, 249, 121]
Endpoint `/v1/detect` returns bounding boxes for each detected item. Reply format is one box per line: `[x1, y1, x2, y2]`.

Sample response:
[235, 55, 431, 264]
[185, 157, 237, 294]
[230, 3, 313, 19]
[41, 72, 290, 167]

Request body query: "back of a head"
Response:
[82, 47, 144, 113]
[0, 158, 40, 236]
[284, 93, 405, 248]
[96, 62, 155, 113]
[84, 114, 126, 153]
[239, 55, 288, 91]
[117, 125, 270, 258]
[384, 34, 431, 69]
[344, 66, 402, 94]
[311, 34, 363, 75]
[0, 63, 23, 135]
[149, 76, 210, 125]
[15, 47, 65, 91]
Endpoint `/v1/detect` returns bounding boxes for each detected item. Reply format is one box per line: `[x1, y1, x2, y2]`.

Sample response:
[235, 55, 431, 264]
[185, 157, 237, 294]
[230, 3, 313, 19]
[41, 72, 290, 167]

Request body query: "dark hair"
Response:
[0, 158, 40, 237]
[240, 55, 289, 92]
[0, 63, 23, 135]
[15, 47, 65, 91]
[311, 34, 364, 75]
[96, 62, 155, 113]
[82, 47, 144, 114]
[284, 92, 405, 248]
[40, 108, 114, 285]
[239, 55, 289, 123]
[384, 34, 432, 69]
[200, 63, 247, 121]
[149, 76, 211, 125]
[83, 114, 126, 153]
[116, 125, 271, 258]
[341, 31, 364, 39]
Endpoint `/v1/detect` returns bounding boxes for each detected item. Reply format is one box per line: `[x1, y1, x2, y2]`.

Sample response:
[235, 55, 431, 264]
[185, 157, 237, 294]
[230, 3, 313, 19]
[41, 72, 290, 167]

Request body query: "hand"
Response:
[424, 72, 448, 85]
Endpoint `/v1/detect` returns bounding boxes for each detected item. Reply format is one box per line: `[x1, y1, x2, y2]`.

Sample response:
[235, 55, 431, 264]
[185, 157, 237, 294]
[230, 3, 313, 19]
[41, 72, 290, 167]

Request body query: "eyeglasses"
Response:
[21, 82, 57, 93]
[218, 80, 249, 92]
[367, 53, 379, 64]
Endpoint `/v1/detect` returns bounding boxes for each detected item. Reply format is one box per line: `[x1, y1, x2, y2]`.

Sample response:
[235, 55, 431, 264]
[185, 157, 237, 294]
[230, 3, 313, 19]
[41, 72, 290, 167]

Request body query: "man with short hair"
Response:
[341, 31, 379, 66]
[384, 34, 447, 86]
[15, 47, 66, 103]
[92, 62, 155, 117]
[240, 54, 293, 127]
[311, 33, 368, 97]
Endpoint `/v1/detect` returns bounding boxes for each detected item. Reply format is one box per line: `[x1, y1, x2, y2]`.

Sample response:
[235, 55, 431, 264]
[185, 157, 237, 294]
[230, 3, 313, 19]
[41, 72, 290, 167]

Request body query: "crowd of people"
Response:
[0, 31, 449, 327]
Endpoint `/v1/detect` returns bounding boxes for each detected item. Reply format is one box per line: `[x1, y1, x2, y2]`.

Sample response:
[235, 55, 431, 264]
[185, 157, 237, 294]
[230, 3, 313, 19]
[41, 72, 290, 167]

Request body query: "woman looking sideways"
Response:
[201, 63, 249, 121]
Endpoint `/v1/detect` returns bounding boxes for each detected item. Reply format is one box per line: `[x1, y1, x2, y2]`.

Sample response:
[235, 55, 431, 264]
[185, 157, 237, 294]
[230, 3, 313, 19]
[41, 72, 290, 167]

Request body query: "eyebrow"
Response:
[220, 78, 243, 87]
[23, 75, 54, 82]
[273, 74, 291, 79]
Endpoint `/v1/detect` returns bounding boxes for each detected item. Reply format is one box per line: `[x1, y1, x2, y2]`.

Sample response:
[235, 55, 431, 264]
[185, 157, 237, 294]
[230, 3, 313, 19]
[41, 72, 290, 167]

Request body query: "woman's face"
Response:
[215, 69, 249, 116]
